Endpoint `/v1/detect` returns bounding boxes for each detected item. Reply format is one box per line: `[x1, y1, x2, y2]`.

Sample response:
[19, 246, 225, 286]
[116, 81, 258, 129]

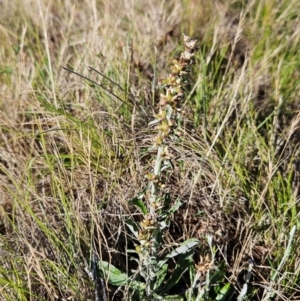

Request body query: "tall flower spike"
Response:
[147, 33, 198, 215]
[138, 34, 198, 297]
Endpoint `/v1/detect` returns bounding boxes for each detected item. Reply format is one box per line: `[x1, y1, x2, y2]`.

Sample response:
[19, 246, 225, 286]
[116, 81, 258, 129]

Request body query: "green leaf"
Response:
[158, 238, 199, 269]
[154, 263, 168, 290]
[215, 283, 231, 301]
[168, 198, 182, 214]
[165, 295, 184, 300]
[150, 293, 184, 301]
[98, 261, 146, 291]
[0, 65, 12, 75]
[13, 45, 20, 55]
[158, 194, 174, 221]
[125, 219, 139, 238]
[172, 239, 198, 256]
[97, 261, 128, 286]
[156, 255, 192, 294]
[167, 239, 199, 258]
[165, 105, 173, 122]
[209, 261, 226, 284]
[129, 279, 146, 291]
[129, 196, 148, 215]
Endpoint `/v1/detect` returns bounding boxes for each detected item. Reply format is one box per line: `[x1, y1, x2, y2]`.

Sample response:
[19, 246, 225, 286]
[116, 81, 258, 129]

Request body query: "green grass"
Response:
[1, 0, 300, 300]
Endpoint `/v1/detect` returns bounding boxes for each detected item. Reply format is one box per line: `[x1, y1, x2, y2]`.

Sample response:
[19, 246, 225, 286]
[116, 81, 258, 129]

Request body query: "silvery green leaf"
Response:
[158, 239, 198, 269]
[169, 199, 182, 214]
[127, 249, 138, 254]
[154, 263, 168, 290]
[165, 239, 199, 259]
[125, 219, 139, 238]
[165, 295, 184, 300]
[98, 261, 145, 291]
[159, 220, 168, 230]
[152, 293, 164, 300]
[97, 261, 128, 286]
[165, 104, 173, 121]
[149, 119, 161, 127]
[161, 163, 171, 172]
[206, 233, 213, 247]
[129, 257, 139, 265]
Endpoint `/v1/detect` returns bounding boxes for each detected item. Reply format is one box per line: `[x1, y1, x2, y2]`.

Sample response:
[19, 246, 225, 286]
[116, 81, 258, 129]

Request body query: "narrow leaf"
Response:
[216, 283, 231, 301]
[165, 295, 184, 300]
[129, 197, 148, 215]
[154, 264, 168, 290]
[125, 219, 139, 238]
[166, 239, 199, 259]
[156, 256, 191, 294]
[157, 239, 198, 269]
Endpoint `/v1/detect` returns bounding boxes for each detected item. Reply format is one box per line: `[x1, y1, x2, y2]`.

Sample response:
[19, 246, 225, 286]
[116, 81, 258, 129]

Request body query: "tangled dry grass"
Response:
[1, 0, 300, 300]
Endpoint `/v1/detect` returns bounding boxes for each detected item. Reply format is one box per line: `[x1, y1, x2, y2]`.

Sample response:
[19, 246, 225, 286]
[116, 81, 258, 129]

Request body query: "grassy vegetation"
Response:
[1, 0, 300, 300]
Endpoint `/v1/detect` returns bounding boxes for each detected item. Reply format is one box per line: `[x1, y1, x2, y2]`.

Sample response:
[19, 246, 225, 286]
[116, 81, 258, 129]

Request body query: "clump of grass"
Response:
[1, 0, 300, 301]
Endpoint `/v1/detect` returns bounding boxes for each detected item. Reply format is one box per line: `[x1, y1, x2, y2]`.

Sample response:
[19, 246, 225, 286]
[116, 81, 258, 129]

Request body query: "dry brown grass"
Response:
[1, 0, 300, 300]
